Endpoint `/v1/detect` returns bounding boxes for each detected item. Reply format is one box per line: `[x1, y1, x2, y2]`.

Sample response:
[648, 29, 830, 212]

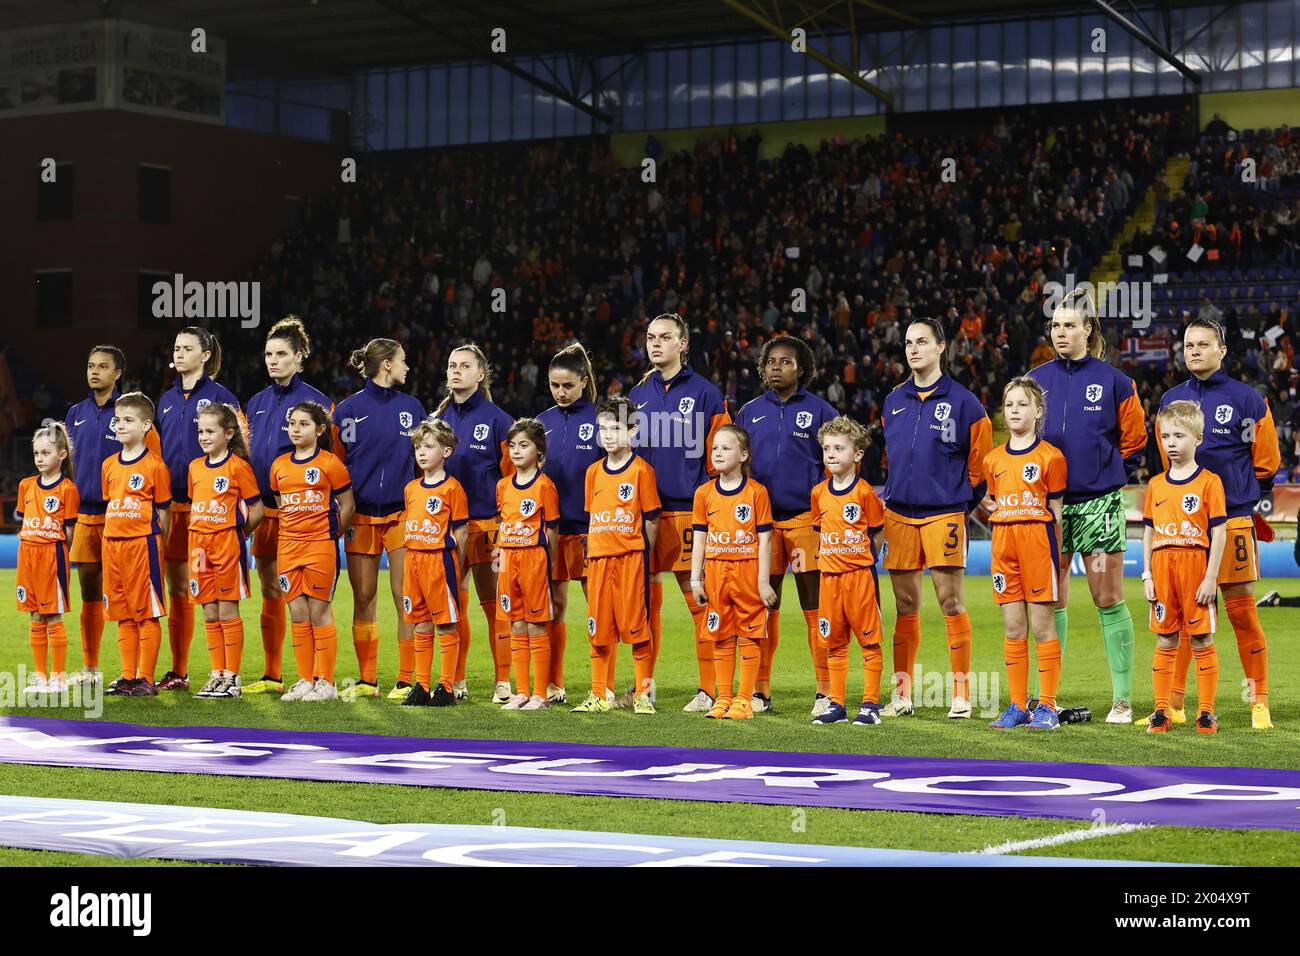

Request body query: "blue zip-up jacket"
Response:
[881, 373, 992, 518]
[65, 389, 158, 516]
[736, 387, 837, 521]
[627, 364, 731, 512]
[1028, 354, 1147, 504]
[1159, 369, 1281, 518]
[331, 380, 426, 518]
[245, 374, 333, 508]
[435, 389, 515, 521]
[157, 374, 241, 505]
[538, 397, 600, 535]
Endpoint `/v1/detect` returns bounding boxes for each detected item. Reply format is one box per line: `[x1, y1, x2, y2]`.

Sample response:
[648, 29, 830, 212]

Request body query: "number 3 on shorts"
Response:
[945, 523, 958, 549]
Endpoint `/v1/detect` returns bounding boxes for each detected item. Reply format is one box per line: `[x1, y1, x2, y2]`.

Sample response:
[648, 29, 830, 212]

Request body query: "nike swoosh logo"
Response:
[73, 419, 85, 426]
[1155, 499, 1167, 506]
[1188, 619, 1203, 626]
[163, 406, 173, 413]
[891, 408, 905, 415]
[1198, 666, 1213, 671]
[544, 430, 552, 436]
[530, 608, 543, 614]
[994, 471, 1005, 478]
[636, 402, 648, 409]
[1251, 647, 1264, 654]
[708, 509, 719, 517]
[944, 549, 958, 556]
[1234, 564, 1248, 572]
[354, 416, 369, 423]
[752, 416, 766, 423]
[1031, 586, 1045, 593]
[256, 410, 267, 415]
[747, 623, 759, 629]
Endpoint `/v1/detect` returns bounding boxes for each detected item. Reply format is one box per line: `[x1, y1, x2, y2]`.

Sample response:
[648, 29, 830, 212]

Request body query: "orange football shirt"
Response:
[269, 448, 351, 541]
[811, 473, 885, 573]
[102, 449, 171, 539]
[403, 475, 469, 552]
[497, 471, 560, 549]
[584, 455, 661, 558]
[691, 476, 773, 560]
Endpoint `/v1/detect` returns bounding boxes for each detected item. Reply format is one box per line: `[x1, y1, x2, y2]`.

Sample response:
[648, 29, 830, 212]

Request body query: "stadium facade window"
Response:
[758, 41, 782, 122]
[301, 0, 1299, 147]
[138, 164, 171, 224]
[37, 163, 74, 222]
[35, 270, 73, 329]
[711, 45, 734, 126]
[1002, 20, 1028, 106]
[1265, 0, 1294, 86]
[735, 42, 757, 123]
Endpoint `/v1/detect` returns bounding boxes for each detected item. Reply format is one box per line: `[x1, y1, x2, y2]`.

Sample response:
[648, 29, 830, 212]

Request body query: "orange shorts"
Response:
[16, 541, 71, 615]
[770, 512, 820, 575]
[102, 535, 167, 622]
[990, 522, 1061, 605]
[498, 547, 554, 625]
[188, 529, 251, 604]
[345, 514, 405, 556]
[277, 538, 341, 603]
[702, 559, 767, 641]
[882, 509, 967, 571]
[818, 566, 883, 647]
[163, 508, 190, 563]
[1150, 548, 1217, 636]
[403, 548, 463, 626]
[69, 517, 104, 565]
[1218, 515, 1259, 586]
[466, 517, 500, 567]
[586, 551, 651, 646]
[554, 533, 588, 581]
[651, 511, 694, 574]
[251, 513, 278, 560]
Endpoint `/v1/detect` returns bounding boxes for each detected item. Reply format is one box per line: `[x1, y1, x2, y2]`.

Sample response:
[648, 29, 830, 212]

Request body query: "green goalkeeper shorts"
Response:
[1061, 489, 1127, 555]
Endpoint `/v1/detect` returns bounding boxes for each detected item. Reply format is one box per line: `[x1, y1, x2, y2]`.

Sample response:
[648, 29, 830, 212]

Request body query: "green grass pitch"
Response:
[1, 568, 1296, 866]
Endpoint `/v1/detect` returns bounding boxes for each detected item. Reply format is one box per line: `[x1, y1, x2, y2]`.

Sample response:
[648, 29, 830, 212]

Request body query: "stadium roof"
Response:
[6, 1, 1193, 75]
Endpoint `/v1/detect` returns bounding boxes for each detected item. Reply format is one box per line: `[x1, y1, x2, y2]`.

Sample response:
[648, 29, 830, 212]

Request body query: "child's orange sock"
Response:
[80, 601, 104, 670]
[495, 609, 513, 683]
[861, 641, 883, 705]
[1036, 638, 1061, 710]
[684, 594, 715, 697]
[1193, 644, 1219, 715]
[945, 611, 972, 701]
[396, 628, 414, 686]
[138, 619, 162, 682]
[590, 643, 611, 698]
[47, 621, 68, 677]
[313, 622, 337, 684]
[413, 632, 434, 690]
[437, 630, 458, 692]
[29, 621, 49, 676]
[1152, 644, 1178, 712]
[1004, 637, 1029, 708]
[1170, 631, 1192, 710]
[632, 640, 652, 697]
[511, 633, 531, 697]
[291, 621, 314, 681]
[738, 636, 761, 702]
[260, 596, 285, 679]
[221, 618, 244, 675]
[827, 640, 848, 706]
[205, 620, 226, 672]
[892, 612, 920, 698]
[713, 638, 737, 705]
[117, 620, 140, 680]
[529, 632, 550, 700]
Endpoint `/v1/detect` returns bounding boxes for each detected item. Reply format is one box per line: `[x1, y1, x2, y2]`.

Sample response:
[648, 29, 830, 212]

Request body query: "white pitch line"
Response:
[975, 822, 1149, 856]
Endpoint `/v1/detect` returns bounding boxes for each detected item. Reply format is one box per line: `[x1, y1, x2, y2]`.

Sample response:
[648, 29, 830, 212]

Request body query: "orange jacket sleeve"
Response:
[966, 416, 993, 487]
[1253, 404, 1282, 486]
[703, 409, 732, 478]
[1118, 383, 1147, 460]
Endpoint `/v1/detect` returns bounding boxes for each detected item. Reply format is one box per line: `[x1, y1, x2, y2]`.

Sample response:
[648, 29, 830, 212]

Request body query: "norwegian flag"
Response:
[1121, 333, 1171, 366]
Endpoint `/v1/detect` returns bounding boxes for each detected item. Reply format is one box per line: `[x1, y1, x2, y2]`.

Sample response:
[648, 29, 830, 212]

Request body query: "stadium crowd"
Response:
[123, 102, 1298, 482]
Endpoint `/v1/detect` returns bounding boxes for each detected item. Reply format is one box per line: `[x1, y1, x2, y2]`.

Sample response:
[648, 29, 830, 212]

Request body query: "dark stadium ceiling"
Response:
[3, 0, 1219, 78]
